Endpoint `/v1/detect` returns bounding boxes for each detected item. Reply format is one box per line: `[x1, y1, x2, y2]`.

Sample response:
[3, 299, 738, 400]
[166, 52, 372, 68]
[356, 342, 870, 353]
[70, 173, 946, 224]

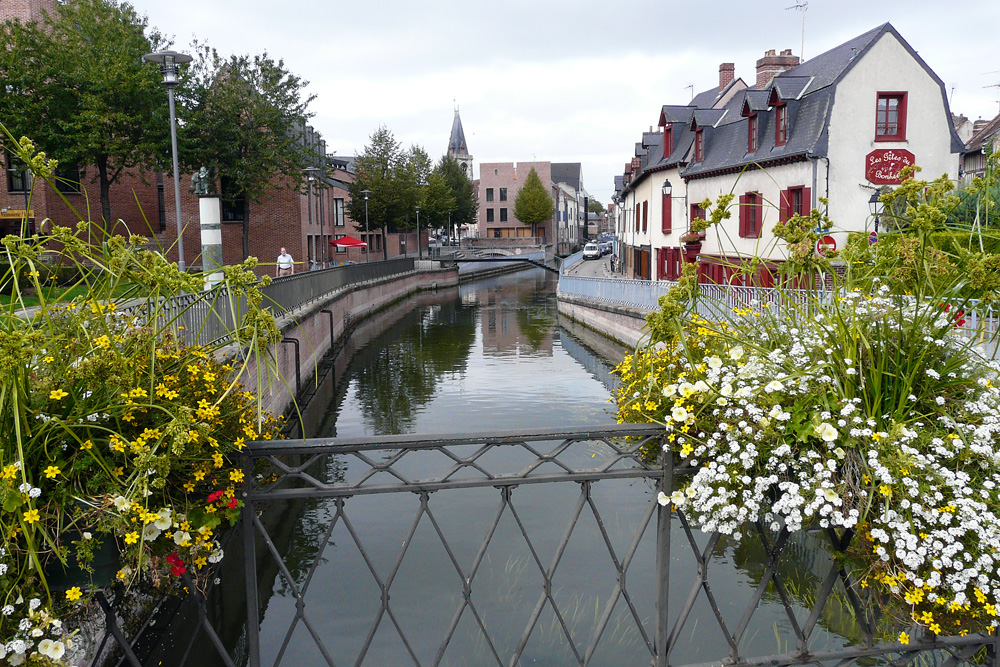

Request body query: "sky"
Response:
[130, 0, 1000, 205]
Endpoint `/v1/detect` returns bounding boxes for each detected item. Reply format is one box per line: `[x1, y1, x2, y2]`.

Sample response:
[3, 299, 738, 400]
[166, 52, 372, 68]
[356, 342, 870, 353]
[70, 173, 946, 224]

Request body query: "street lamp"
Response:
[304, 166, 321, 268]
[360, 189, 372, 263]
[662, 179, 672, 197]
[869, 190, 885, 233]
[143, 50, 192, 272]
[415, 205, 421, 259]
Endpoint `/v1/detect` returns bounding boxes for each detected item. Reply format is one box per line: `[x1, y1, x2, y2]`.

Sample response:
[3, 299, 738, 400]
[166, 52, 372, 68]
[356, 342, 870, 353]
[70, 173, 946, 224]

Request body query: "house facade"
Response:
[614, 24, 964, 285]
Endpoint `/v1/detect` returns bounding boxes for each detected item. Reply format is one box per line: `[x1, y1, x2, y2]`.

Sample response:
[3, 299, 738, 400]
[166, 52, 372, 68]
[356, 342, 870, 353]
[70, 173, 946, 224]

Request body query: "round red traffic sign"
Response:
[815, 235, 837, 257]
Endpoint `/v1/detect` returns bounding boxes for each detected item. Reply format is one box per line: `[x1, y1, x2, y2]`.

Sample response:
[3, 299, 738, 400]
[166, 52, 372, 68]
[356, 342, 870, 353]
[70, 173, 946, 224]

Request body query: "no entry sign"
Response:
[815, 235, 837, 257]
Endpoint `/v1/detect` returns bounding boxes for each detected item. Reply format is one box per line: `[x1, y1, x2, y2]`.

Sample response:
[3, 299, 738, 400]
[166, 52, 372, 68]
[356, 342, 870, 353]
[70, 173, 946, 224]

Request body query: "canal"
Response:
[232, 268, 856, 666]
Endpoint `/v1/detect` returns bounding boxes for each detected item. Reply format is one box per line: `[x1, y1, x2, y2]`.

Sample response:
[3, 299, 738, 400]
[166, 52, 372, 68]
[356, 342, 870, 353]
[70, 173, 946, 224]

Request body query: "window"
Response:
[875, 92, 907, 141]
[642, 201, 648, 233]
[486, 208, 495, 222]
[663, 124, 673, 159]
[635, 204, 640, 232]
[690, 203, 706, 222]
[500, 208, 508, 222]
[157, 179, 166, 231]
[55, 163, 81, 194]
[747, 115, 758, 153]
[739, 192, 762, 238]
[694, 129, 705, 162]
[775, 104, 787, 146]
[334, 233, 346, 253]
[779, 185, 810, 222]
[493, 228, 501, 238]
[334, 198, 345, 226]
[5, 152, 30, 193]
[486, 188, 494, 202]
[220, 177, 245, 222]
[499, 187, 507, 202]
[661, 191, 672, 234]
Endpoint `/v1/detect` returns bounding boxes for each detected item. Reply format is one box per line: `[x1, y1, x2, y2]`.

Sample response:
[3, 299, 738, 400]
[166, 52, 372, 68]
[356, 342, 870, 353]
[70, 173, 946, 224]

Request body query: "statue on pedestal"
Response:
[189, 166, 211, 196]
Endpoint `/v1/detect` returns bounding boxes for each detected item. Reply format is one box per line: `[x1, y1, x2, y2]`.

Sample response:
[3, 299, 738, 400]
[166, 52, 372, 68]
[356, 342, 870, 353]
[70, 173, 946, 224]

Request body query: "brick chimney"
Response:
[719, 63, 735, 91]
[974, 119, 990, 136]
[756, 48, 800, 89]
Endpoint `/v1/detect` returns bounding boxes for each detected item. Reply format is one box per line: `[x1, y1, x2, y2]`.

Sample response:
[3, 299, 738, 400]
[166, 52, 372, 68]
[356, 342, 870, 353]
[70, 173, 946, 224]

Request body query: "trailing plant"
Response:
[614, 166, 1000, 643]
[0, 130, 283, 665]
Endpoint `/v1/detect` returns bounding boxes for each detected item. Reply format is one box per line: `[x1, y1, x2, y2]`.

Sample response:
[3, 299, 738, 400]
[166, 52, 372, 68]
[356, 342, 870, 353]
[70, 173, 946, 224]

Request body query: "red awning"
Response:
[330, 236, 367, 248]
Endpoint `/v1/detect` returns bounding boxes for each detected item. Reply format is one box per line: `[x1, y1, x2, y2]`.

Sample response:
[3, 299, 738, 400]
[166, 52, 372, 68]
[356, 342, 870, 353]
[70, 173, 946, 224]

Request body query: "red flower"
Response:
[207, 491, 224, 503]
[171, 563, 187, 577]
[955, 319, 966, 328]
[166, 552, 182, 565]
[228, 497, 238, 509]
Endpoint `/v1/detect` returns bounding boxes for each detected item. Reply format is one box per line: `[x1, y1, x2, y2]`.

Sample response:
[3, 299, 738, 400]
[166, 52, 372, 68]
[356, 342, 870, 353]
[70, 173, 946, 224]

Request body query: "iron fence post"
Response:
[656, 436, 674, 667]
[241, 450, 261, 667]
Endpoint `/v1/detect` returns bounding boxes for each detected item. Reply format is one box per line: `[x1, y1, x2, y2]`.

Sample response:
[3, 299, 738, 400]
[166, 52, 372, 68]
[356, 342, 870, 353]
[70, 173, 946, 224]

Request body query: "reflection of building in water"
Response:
[469, 276, 555, 357]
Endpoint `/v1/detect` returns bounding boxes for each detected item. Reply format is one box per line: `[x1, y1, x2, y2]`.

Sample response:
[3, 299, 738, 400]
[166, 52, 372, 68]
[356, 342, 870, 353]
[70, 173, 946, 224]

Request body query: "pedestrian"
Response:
[276, 247, 295, 277]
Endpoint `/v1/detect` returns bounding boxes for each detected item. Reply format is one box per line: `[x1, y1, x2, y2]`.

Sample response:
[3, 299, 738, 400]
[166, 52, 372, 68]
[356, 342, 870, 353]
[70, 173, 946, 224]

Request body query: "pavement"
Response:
[562, 254, 617, 278]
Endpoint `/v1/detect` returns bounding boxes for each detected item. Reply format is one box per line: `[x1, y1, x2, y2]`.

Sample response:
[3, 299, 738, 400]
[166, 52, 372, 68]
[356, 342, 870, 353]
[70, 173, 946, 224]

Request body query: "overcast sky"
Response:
[131, 0, 999, 204]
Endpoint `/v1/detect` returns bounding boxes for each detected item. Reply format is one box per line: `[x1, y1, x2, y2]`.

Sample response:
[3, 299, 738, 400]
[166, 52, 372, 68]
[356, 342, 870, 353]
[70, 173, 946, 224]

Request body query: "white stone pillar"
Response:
[198, 195, 224, 290]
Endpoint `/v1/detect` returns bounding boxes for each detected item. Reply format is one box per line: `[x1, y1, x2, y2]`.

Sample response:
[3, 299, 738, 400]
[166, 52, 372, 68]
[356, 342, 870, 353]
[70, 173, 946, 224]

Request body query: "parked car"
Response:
[582, 243, 601, 260]
[600, 241, 613, 255]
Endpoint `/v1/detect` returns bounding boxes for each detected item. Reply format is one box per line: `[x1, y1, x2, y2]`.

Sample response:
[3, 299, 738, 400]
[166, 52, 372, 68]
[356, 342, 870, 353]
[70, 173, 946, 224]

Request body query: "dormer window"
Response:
[775, 104, 788, 146]
[663, 124, 673, 159]
[875, 92, 907, 141]
[747, 115, 758, 153]
[695, 129, 704, 162]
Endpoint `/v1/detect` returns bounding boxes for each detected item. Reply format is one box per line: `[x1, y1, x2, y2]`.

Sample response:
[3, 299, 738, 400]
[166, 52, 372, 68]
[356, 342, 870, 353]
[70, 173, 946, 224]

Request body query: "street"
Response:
[563, 253, 613, 278]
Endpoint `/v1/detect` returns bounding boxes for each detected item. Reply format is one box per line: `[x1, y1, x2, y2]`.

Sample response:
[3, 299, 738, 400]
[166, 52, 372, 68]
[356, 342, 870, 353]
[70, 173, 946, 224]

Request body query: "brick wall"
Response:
[477, 161, 553, 241]
[0, 0, 53, 23]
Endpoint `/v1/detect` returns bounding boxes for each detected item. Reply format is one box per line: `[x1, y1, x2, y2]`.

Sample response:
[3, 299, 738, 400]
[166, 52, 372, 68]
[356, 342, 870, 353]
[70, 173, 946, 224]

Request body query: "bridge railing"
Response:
[230, 423, 999, 667]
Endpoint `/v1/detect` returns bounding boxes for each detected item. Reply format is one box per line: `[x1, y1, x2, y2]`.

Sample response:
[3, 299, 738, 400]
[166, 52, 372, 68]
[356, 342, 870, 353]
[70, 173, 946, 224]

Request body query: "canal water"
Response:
[244, 268, 854, 666]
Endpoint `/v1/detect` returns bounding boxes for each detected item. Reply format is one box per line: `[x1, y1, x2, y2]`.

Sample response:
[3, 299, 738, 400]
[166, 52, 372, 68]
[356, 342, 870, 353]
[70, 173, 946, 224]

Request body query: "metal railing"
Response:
[233, 424, 1000, 667]
[125, 258, 416, 348]
[558, 274, 675, 310]
[561, 249, 585, 274]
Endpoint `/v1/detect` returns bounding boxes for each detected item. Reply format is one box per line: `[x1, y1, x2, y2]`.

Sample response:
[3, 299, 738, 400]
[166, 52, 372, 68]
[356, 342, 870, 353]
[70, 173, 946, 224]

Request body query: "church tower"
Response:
[447, 107, 474, 180]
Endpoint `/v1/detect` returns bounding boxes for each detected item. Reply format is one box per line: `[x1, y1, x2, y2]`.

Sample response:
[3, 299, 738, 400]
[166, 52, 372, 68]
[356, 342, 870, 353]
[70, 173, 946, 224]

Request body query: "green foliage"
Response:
[421, 172, 456, 230]
[434, 156, 478, 228]
[513, 168, 555, 235]
[180, 44, 316, 260]
[587, 199, 605, 214]
[0, 0, 168, 226]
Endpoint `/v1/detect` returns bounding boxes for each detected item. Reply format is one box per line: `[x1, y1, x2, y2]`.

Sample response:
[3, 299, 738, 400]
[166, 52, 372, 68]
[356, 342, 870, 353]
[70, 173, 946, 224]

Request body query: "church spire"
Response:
[446, 106, 474, 179]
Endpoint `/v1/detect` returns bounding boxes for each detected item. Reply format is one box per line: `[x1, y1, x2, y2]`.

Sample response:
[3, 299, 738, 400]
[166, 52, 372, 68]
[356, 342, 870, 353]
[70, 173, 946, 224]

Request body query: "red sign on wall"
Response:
[865, 149, 915, 184]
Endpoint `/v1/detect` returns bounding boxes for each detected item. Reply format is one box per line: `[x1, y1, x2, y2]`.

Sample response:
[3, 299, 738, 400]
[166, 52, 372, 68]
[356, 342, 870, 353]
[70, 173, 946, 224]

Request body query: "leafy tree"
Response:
[180, 44, 316, 260]
[435, 156, 478, 231]
[588, 199, 605, 214]
[421, 172, 456, 232]
[513, 167, 554, 238]
[0, 0, 168, 227]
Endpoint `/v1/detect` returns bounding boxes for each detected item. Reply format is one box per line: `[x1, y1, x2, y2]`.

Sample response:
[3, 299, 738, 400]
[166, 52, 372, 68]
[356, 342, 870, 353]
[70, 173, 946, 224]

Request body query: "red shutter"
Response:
[635, 204, 640, 232]
[778, 189, 790, 223]
[802, 187, 812, 216]
[662, 193, 672, 234]
[643, 201, 648, 232]
[657, 248, 666, 280]
[738, 194, 748, 237]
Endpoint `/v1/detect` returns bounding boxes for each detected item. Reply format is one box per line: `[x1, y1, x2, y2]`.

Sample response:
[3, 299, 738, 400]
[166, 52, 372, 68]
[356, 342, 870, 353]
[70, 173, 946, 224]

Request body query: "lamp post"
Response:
[869, 190, 885, 233]
[361, 189, 371, 263]
[304, 166, 322, 269]
[143, 50, 192, 272]
[416, 205, 421, 259]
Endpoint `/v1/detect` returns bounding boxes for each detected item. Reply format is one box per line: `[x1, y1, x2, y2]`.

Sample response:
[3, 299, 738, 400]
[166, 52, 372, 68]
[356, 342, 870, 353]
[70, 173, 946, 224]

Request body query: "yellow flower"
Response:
[81, 439, 94, 451]
[23, 508, 40, 523]
[229, 469, 245, 483]
[94, 335, 111, 349]
[234, 437, 246, 450]
[44, 356, 54, 363]
[113, 466, 124, 477]
[929, 622, 941, 635]
[65, 587, 83, 602]
[183, 482, 195, 492]
[49, 388, 69, 400]
[124, 532, 139, 545]
[212, 452, 223, 468]
[44, 465, 61, 479]
[898, 632, 909, 645]
[193, 469, 206, 481]
[2, 463, 18, 480]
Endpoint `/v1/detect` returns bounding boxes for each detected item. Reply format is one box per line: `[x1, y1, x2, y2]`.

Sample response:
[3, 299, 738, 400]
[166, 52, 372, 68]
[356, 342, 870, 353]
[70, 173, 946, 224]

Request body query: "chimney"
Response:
[974, 119, 990, 136]
[719, 63, 735, 91]
[756, 48, 800, 89]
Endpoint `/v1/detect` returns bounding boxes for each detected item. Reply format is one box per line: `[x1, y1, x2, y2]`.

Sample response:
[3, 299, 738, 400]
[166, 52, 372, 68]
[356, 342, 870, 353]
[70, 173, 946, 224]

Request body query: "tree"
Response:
[435, 156, 478, 232]
[0, 0, 168, 227]
[180, 45, 316, 260]
[421, 172, 456, 232]
[513, 167, 555, 239]
[588, 199, 605, 214]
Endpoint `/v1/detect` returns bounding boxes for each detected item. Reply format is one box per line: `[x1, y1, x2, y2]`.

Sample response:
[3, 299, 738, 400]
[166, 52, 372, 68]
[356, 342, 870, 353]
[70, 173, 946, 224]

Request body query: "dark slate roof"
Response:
[967, 113, 1000, 152]
[692, 109, 729, 129]
[742, 90, 771, 114]
[777, 24, 885, 93]
[614, 175, 624, 195]
[690, 77, 743, 109]
[552, 162, 582, 190]
[770, 76, 813, 101]
[447, 110, 470, 156]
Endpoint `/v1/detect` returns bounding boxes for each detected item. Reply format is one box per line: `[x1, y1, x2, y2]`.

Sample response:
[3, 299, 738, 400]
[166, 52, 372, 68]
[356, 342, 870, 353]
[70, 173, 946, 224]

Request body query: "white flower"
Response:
[720, 383, 733, 397]
[706, 356, 723, 370]
[729, 346, 744, 361]
[657, 492, 670, 506]
[822, 487, 839, 502]
[693, 380, 711, 393]
[142, 524, 161, 542]
[208, 548, 224, 564]
[833, 447, 846, 460]
[1, 605, 13, 615]
[662, 384, 677, 398]
[173, 531, 192, 546]
[678, 382, 696, 398]
[113, 496, 130, 512]
[83, 532, 92, 540]
[670, 491, 686, 506]
[37, 639, 65, 660]
[153, 508, 172, 531]
[9, 651, 25, 665]
[671, 406, 689, 423]
[816, 422, 838, 442]
[765, 380, 784, 393]
[28, 598, 40, 611]
[30, 628, 43, 638]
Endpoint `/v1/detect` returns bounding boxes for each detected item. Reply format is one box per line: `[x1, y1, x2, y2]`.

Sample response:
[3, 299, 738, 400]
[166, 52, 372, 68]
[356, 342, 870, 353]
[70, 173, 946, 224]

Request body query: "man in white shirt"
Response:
[276, 247, 294, 277]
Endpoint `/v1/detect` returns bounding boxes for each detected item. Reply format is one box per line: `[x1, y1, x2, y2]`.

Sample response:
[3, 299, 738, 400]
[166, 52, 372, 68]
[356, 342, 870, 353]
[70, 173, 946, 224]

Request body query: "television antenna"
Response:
[684, 83, 694, 101]
[985, 82, 1000, 113]
[785, 1, 808, 61]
